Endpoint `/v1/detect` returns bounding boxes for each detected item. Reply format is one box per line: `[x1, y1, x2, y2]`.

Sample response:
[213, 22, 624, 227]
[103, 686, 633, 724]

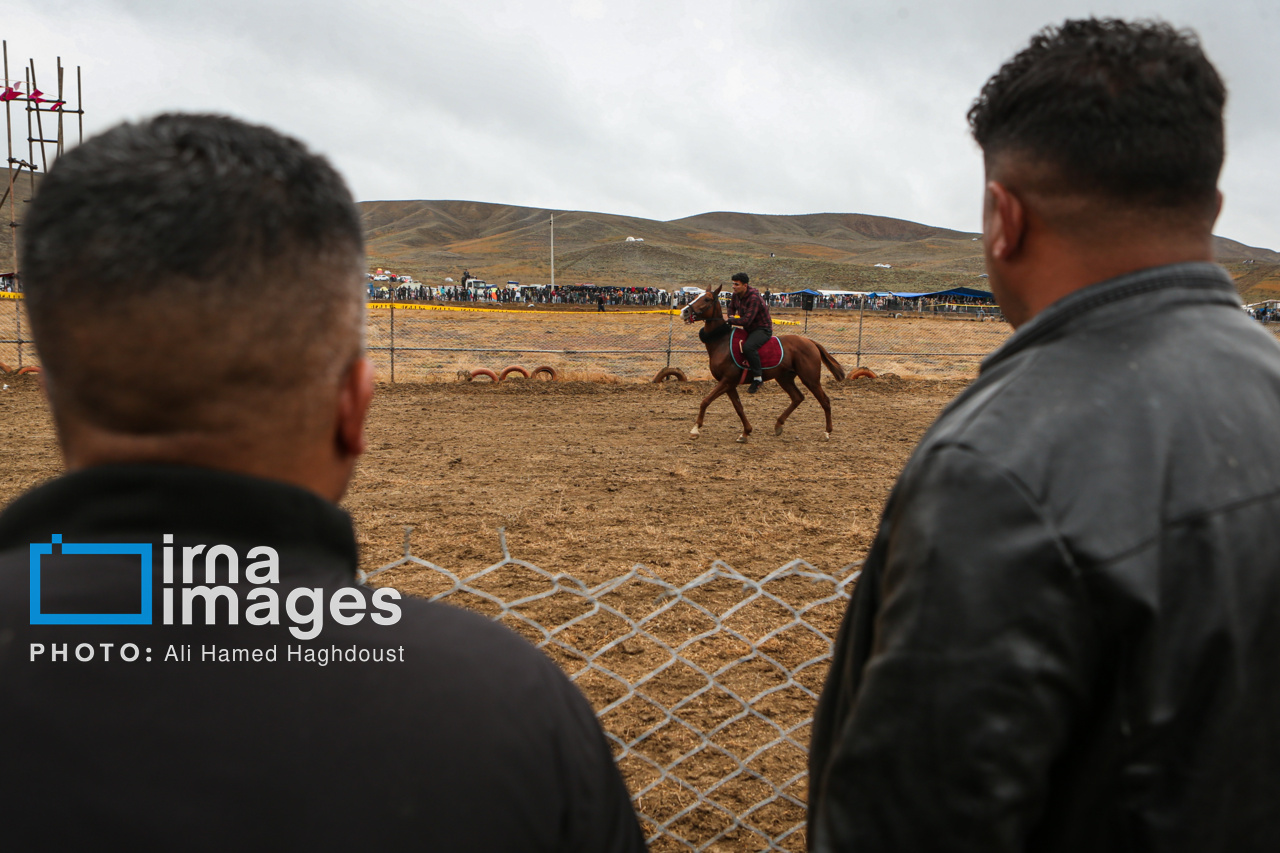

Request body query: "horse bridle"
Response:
[682, 291, 715, 324]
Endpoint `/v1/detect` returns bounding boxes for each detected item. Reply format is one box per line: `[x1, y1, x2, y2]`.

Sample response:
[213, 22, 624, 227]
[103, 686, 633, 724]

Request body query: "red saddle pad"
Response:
[730, 328, 784, 374]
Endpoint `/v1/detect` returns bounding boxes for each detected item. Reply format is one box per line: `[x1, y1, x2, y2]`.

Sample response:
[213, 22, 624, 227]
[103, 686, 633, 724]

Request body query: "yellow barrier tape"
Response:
[0, 289, 806, 327]
[367, 302, 678, 316]
[729, 313, 800, 326]
[0, 291, 802, 327]
[366, 302, 800, 324]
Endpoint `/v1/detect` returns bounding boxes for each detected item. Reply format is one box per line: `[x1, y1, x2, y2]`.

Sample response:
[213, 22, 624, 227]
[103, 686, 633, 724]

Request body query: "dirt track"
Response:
[0, 371, 963, 851]
[345, 376, 962, 587]
[0, 372, 962, 580]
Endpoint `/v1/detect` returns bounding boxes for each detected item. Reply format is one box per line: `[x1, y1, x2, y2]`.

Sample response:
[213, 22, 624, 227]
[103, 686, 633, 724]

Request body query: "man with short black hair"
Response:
[809, 19, 1280, 851]
[0, 113, 644, 852]
[726, 271, 772, 392]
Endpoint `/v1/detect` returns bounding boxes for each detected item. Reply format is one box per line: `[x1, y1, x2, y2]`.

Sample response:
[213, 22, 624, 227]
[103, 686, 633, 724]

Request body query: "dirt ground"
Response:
[0, 371, 964, 850]
[343, 375, 962, 584]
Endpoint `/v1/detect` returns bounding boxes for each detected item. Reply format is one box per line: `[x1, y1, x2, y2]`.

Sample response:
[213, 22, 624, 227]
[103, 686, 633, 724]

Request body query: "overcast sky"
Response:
[6, 0, 1278, 249]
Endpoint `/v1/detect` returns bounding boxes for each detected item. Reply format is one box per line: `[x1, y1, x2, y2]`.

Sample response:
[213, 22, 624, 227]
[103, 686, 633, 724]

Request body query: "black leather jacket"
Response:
[809, 263, 1280, 851]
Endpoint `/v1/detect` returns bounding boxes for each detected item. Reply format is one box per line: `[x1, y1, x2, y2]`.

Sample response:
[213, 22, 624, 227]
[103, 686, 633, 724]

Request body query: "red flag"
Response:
[50, 100, 64, 111]
[28, 87, 43, 104]
[0, 87, 18, 102]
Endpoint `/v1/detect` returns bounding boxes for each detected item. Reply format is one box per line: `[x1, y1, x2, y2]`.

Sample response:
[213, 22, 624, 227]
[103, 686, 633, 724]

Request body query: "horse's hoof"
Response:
[736, 433, 749, 444]
[690, 426, 701, 438]
[823, 432, 831, 441]
[774, 425, 784, 436]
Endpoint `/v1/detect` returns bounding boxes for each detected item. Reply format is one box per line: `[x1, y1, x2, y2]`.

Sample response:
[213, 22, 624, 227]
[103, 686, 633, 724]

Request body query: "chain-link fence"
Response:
[5, 295, 1278, 382]
[362, 527, 861, 852]
[365, 298, 1016, 382]
[0, 296, 31, 371]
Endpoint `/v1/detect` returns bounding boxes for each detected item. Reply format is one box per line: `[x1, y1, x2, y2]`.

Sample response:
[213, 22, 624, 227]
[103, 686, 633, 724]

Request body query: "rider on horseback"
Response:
[726, 272, 773, 393]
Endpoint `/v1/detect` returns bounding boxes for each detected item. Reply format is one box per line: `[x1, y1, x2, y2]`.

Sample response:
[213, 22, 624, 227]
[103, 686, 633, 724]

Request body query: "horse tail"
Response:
[816, 343, 846, 381]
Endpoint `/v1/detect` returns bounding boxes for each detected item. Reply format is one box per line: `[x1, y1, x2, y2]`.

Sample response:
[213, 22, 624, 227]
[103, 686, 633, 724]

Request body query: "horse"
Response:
[680, 286, 846, 442]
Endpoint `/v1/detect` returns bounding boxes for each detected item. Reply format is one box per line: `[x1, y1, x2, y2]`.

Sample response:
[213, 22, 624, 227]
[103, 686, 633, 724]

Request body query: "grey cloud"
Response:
[8, 0, 1276, 248]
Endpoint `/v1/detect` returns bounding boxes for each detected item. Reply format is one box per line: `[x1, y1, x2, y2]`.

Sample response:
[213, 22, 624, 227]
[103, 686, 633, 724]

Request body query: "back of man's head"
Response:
[21, 114, 366, 467]
[968, 18, 1225, 235]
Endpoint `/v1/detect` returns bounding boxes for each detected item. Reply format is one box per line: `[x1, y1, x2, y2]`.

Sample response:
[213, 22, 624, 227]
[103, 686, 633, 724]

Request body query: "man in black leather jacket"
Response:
[808, 19, 1280, 852]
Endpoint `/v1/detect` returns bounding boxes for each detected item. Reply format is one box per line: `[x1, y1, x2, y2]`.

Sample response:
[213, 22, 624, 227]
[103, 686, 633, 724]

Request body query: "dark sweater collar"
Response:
[982, 262, 1239, 373]
[0, 464, 358, 582]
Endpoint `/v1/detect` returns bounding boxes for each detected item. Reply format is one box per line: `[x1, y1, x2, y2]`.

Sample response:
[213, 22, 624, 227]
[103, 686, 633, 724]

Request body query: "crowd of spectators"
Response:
[362, 276, 1276, 327]
[522, 285, 670, 307]
[1247, 302, 1277, 323]
[0, 273, 21, 293]
[370, 282, 671, 308]
[765, 291, 999, 316]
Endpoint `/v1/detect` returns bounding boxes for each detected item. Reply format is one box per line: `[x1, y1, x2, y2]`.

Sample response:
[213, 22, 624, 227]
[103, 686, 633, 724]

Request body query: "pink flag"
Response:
[0, 87, 18, 102]
[50, 100, 64, 111]
[28, 87, 43, 104]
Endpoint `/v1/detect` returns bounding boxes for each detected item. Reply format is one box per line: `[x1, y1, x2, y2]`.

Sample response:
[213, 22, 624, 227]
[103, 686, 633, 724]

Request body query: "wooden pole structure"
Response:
[28, 59, 47, 173]
[4, 40, 15, 278]
[55, 57, 63, 157]
[1, 45, 86, 287]
[24, 67, 33, 175]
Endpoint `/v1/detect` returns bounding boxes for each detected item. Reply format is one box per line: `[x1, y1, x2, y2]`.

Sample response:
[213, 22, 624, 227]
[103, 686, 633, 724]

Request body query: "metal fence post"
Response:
[855, 297, 865, 367]
[390, 305, 396, 384]
[16, 299, 22, 369]
[665, 306, 675, 368]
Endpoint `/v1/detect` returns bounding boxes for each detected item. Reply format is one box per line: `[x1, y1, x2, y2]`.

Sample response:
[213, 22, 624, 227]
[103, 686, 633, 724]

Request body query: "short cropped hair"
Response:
[21, 113, 365, 434]
[731, 273, 750, 285]
[967, 18, 1225, 215]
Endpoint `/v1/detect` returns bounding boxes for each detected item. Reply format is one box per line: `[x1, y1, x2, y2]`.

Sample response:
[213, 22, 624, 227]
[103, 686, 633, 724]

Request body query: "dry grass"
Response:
[365, 303, 1011, 384]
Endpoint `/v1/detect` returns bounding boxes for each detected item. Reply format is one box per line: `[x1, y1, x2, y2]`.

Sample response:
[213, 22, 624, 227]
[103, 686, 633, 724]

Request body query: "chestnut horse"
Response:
[680, 286, 845, 442]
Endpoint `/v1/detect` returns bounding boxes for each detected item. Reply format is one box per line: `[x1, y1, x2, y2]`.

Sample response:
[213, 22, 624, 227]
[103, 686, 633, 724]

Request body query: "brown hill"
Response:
[1224, 262, 1280, 303]
[362, 200, 1278, 295]
[360, 200, 993, 291]
[6, 187, 1274, 298]
[1213, 236, 1280, 264]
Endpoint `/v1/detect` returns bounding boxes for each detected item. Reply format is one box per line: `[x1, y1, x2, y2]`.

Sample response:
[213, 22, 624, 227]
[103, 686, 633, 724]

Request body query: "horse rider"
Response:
[726, 272, 772, 393]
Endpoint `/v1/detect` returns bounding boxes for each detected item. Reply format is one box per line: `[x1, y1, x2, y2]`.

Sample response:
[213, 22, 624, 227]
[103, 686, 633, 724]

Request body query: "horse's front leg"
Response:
[691, 376, 735, 438]
[725, 385, 753, 443]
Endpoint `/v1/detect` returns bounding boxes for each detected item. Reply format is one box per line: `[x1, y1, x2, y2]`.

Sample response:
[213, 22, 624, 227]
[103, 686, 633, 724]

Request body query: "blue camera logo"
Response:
[29, 534, 153, 625]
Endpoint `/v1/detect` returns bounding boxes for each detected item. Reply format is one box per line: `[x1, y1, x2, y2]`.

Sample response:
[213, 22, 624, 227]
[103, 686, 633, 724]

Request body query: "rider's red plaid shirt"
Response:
[728, 286, 773, 335]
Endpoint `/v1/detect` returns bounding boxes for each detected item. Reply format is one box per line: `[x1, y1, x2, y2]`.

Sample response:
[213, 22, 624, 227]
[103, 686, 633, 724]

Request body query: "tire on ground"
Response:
[531, 365, 559, 381]
[848, 368, 877, 380]
[469, 368, 500, 382]
[653, 367, 687, 383]
[499, 365, 530, 380]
